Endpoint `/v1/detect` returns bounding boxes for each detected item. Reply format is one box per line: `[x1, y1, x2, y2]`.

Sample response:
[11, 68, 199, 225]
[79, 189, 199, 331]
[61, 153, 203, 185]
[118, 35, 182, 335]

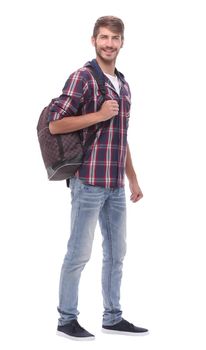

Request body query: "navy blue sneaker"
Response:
[57, 320, 95, 341]
[102, 318, 149, 336]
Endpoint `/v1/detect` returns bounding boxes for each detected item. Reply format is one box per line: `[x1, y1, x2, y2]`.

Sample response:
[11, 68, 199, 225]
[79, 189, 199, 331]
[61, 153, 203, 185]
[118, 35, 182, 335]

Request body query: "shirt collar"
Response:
[85, 59, 126, 85]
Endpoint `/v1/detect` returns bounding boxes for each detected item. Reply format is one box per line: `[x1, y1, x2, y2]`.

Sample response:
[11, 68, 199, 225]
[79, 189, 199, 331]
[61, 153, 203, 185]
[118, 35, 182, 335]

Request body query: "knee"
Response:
[63, 247, 92, 269]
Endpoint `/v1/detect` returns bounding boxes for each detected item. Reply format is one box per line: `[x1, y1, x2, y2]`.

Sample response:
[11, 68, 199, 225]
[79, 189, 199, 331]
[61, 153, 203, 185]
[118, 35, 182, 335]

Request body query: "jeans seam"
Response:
[69, 182, 81, 262]
[105, 202, 115, 324]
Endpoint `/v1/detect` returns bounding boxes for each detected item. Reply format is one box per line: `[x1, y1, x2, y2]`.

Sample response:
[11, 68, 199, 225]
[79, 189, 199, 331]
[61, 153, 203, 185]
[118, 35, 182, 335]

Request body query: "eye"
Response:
[112, 36, 121, 41]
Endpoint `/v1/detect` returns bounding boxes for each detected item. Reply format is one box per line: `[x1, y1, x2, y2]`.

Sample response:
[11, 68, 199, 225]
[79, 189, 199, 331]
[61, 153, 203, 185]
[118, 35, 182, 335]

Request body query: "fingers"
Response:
[109, 100, 119, 116]
[100, 100, 119, 120]
[106, 100, 119, 112]
[130, 192, 143, 203]
[110, 100, 119, 107]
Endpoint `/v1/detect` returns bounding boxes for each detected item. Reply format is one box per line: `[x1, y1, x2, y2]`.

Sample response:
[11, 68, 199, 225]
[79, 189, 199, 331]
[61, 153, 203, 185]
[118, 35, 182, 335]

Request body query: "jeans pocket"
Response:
[81, 183, 103, 194]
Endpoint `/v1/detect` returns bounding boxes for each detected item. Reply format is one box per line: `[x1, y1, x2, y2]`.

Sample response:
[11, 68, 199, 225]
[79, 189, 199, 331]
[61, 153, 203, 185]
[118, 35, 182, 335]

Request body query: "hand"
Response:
[98, 100, 119, 121]
[129, 179, 143, 203]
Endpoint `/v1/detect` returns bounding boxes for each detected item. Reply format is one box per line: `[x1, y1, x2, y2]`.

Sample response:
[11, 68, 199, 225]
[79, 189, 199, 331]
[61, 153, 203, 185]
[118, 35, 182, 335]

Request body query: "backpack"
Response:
[37, 63, 106, 181]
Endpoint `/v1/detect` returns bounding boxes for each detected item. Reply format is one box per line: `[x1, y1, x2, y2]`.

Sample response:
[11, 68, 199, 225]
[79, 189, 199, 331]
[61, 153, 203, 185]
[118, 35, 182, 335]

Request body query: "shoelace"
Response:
[122, 319, 135, 330]
[72, 320, 85, 333]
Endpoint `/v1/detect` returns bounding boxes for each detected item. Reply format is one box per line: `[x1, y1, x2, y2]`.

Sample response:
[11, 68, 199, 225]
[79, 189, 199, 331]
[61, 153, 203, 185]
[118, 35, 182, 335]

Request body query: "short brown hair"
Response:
[93, 16, 124, 40]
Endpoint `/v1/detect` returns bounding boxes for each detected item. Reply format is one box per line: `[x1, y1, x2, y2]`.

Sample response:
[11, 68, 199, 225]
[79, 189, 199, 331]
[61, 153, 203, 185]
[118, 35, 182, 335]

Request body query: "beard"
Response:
[94, 44, 119, 64]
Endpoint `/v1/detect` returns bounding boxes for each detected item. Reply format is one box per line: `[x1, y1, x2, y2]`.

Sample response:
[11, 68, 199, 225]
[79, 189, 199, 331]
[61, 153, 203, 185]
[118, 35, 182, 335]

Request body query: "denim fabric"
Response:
[57, 177, 127, 326]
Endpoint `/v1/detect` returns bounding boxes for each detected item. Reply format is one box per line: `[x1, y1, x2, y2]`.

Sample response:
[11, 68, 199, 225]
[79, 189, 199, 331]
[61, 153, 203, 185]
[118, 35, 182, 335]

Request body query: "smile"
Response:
[103, 49, 116, 54]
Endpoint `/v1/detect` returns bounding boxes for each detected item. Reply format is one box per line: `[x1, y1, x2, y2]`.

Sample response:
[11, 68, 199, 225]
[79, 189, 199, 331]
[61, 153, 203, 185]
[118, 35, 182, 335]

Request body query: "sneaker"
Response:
[57, 319, 95, 341]
[102, 318, 149, 336]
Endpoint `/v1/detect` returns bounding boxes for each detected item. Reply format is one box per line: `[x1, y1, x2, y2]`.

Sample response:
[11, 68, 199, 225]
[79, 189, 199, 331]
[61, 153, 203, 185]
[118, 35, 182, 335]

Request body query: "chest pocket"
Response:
[120, 87, 131, 130]
[121, 81, 131, 110]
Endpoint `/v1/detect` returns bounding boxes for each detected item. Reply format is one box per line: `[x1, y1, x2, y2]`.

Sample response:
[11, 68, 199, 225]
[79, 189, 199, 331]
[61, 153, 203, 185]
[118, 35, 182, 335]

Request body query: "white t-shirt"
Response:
[104, 73, 120, 95]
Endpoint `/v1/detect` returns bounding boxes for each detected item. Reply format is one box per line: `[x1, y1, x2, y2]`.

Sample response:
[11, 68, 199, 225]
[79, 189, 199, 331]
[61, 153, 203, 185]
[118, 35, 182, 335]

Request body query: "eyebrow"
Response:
[99, 34, 121, 38]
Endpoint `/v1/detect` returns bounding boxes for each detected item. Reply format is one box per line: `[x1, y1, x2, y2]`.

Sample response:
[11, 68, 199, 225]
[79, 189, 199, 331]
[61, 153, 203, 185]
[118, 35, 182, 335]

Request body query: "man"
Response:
[48, 16, 148, 340]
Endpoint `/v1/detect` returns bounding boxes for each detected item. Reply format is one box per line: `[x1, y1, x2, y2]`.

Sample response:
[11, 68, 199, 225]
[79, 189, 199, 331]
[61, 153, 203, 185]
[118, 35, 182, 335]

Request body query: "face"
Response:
[92, 27, 123, 63]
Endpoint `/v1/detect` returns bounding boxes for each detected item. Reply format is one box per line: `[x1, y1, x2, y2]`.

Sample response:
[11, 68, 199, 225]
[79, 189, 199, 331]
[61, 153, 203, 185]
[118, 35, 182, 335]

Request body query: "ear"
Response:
[91, 36, 95, 46]
[121, 40, 124, 48]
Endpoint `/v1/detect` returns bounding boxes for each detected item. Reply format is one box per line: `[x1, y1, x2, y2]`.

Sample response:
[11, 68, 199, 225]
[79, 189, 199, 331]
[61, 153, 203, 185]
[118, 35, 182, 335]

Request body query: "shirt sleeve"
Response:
[47, 69, 87, 122]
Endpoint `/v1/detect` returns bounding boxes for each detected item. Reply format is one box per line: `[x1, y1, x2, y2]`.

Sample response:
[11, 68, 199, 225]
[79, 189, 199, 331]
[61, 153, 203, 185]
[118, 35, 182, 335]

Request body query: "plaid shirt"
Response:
[48, 60, 131, 188]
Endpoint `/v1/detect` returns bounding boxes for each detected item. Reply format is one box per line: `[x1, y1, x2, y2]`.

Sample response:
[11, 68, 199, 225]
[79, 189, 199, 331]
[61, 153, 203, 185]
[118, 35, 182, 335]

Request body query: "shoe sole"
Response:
[56, 331, 95, 341]
[102, 328, 149, 336]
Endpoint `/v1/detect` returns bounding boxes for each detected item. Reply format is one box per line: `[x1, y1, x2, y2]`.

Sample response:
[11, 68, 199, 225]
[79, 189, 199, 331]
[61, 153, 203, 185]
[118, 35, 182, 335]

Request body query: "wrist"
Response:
[95, 111, 104, 122]
[127, 172, 137, 183]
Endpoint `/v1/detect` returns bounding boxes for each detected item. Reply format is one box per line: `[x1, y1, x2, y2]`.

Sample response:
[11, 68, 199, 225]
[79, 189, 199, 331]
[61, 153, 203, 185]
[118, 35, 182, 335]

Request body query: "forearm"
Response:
[125, 143, 137, 181]
[49, 111, 103, 134]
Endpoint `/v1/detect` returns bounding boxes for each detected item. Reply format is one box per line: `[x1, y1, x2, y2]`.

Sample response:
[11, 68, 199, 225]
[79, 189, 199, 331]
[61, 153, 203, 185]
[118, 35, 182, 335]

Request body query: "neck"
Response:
[96, 56, 116, 76]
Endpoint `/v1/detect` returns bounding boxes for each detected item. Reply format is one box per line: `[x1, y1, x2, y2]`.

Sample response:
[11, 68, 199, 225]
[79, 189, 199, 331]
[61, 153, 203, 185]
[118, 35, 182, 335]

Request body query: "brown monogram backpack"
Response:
[37, 63, 106, 181]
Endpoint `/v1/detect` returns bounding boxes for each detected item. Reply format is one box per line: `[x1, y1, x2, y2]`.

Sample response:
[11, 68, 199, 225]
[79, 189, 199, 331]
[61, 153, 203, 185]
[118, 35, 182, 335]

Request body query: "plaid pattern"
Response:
[48, 60, 131, 188]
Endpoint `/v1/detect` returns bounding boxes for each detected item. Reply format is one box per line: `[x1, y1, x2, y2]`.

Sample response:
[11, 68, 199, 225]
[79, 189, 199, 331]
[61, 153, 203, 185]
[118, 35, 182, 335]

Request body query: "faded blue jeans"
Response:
[57, 177, 127, 326]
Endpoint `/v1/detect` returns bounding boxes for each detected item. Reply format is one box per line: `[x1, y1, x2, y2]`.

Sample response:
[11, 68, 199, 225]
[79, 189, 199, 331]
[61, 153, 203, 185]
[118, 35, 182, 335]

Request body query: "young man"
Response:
[48, 16, 148, 340]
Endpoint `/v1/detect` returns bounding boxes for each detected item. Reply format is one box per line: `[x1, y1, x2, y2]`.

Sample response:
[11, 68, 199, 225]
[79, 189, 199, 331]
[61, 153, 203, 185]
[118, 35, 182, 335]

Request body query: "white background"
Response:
[0, 0, 206, 349]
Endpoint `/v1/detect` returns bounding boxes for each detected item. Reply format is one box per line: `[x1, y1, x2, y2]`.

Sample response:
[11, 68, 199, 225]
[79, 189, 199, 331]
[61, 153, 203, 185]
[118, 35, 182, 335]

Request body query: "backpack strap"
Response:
[88, 59, 106, 96]
[82, 60, 107, 150]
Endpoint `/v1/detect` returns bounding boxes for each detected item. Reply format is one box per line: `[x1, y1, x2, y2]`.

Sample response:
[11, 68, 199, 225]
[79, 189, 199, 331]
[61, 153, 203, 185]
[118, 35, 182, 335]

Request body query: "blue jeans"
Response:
[57, 177, 127, 326]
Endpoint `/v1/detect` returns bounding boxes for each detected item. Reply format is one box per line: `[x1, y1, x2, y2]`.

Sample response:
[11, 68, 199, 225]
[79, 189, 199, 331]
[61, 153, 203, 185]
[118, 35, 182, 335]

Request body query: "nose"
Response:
[106, 37, 113, 47]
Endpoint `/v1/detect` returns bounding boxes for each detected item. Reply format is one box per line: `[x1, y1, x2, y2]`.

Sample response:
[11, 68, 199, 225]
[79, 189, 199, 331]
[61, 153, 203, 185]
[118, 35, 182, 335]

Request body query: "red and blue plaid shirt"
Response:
[48, 60, 131, 188]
